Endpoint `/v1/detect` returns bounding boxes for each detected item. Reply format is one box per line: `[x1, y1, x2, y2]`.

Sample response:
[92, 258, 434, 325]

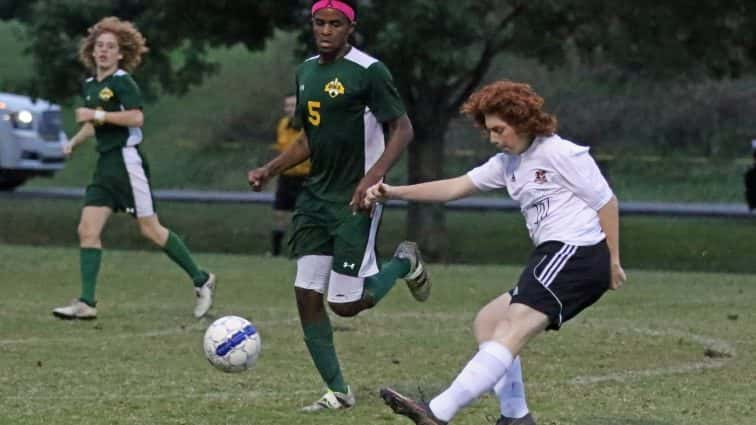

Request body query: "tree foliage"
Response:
[2, 0, 298, 100]
[321, 0, 756, 258]
[4, 0, 755, 258]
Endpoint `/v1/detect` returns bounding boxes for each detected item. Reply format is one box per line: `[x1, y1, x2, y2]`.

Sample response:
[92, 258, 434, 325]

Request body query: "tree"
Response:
[329, 0, 756, 260]
[6, 0, 756, 259]
[2, 0, 298, 100]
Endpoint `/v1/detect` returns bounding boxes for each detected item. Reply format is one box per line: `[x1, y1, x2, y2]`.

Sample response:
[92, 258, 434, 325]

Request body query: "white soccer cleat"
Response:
[52, 299, 97, 320]
[394, 241, 432, 302]
[301, 387, 356, 412]
[194, 272, 216, 318]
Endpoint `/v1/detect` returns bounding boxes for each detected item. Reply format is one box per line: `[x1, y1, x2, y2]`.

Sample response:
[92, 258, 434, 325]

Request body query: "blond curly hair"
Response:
[79, 17, 149, 73]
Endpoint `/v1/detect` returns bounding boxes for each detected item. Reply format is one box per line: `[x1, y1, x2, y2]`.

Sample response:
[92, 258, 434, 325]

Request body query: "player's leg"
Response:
[384, 241, 613, 423]
[381, 243, 561, 424]
[429, 303, 548, 422]
[290, 203, 354, 411]
[137, 214, 210, 285]
[136, 214, 214, 316]
[272, 209, 288, 256]
[381, 305, 547, 424]
[52, 204, 111, 319]
[296, 256, 355, 411]
[272, 175, 302, 256]
[361, 205, 430, 303]
[123, 146, 213, 316]
[475, 294, 534, 424]
[326, 204, 425, 316]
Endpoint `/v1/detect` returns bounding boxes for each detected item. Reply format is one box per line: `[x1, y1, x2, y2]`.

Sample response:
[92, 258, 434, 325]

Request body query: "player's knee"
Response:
[77, 222, 99, 243]
[138, 225, 157, 243]
[473, 311, 492, 343]
[328, 301, 361, 317]
[138, 222, 164, 245]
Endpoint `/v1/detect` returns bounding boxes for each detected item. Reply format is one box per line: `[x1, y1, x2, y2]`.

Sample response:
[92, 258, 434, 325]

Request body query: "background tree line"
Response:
[2, 0, 755, 259]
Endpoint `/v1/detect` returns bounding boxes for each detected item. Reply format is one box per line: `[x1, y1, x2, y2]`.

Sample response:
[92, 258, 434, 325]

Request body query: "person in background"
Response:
[745, 140, 756, 211]
[271, 94, 310, 256]
[52, 17, 215, 320]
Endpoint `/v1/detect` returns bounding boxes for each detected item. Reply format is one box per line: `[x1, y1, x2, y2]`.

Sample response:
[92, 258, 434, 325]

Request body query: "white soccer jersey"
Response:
[467, 134, 614, 246]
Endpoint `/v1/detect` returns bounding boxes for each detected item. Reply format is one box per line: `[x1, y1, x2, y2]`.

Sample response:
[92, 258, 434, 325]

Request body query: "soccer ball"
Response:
[203, 315, 261, 373]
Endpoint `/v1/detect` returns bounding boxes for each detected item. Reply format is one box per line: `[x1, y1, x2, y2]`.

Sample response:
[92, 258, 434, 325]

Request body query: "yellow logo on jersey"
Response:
[324, 78, 345, 98]
[99, 87, 114, 101]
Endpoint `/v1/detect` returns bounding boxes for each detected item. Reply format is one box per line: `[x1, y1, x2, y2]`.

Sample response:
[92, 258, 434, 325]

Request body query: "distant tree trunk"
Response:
[407, 121, 449, 261]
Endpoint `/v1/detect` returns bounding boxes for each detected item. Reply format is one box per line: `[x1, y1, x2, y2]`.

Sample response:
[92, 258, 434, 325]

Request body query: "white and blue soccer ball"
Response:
[203, 315, 261, 373]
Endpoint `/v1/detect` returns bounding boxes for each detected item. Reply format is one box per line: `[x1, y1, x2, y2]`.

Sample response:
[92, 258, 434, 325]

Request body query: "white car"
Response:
[0, 92, 67, 190]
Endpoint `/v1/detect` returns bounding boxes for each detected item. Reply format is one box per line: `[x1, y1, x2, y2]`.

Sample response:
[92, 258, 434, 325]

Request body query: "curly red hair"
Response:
[79, 17, 149, 72]
[461, 80, 557, 136]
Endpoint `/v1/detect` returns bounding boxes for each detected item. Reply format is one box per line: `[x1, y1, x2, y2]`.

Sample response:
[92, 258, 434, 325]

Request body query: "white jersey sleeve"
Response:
[548, 144, 614, 211]
[467, 154, 509, 192]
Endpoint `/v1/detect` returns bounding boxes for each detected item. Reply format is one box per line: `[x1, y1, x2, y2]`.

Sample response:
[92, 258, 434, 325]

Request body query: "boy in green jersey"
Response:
[248, 0, 431, 411]
[52, 17, 215, 320]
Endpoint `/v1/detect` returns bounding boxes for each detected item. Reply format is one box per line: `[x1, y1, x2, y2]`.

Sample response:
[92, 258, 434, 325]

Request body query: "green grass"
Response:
[0, 20, 32, 89]
[0, 244, 753, 425]
[2, 196, 756, 273]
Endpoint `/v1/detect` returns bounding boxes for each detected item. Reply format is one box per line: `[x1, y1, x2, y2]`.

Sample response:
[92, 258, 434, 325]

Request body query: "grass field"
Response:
[1, 244, 753, 425]
[2, 196, 756, 274]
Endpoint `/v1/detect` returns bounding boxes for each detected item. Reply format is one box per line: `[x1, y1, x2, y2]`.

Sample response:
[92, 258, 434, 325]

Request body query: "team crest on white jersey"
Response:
[324, 78, 345, 98]
[99, 87, 114, 101]
[534, 169, 548, 184]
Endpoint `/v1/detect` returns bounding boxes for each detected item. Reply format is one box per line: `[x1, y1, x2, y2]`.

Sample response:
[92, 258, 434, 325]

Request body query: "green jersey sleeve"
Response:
[365, 61, 405, 123]
[114, 74, 144, 110]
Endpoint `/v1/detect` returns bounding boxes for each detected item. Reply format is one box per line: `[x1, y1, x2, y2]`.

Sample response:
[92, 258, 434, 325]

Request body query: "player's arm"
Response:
[248, 133, 311, 191]
[597, 195, 626, 290]
[350, 113, 413, 211]
[63, 122, 95, 156]
[75, 108, 143, 127]
[364, 175, 478, 207]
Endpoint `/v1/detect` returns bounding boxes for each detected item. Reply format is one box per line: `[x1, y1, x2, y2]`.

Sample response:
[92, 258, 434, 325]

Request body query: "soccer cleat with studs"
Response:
[495, 413, 537, 425]
[52, 299, 97, 320]
[380, 387, 447, 425]
[393, 241, 431, 302]
[194, 272, 216, 318]
[301, 387, 355, 412]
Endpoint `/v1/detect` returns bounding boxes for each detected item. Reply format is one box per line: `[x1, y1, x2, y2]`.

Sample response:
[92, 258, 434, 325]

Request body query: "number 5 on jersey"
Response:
[307, 101, 321, 126]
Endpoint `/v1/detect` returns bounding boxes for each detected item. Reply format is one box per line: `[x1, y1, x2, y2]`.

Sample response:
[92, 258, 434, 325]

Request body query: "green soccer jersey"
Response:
[295, 47, 406, 204]
[82, 69, 144, 153]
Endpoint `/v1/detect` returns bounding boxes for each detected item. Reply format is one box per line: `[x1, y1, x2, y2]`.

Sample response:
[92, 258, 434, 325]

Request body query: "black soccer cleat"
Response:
[495, 412, 537, 425]
[379, 387, 447, 425]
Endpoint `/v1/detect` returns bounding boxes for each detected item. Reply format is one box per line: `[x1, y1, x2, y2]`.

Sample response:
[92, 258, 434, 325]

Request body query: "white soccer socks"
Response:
[429, 341, 514, 422]
[494, 356, 530, 419]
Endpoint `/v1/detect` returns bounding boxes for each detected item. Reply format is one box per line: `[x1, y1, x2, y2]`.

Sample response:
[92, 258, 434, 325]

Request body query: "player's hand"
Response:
[350, 172, 382, 214]
[247, 167, 270, 191]
[62, 141, 75, 156]
[363, 182, 391, 208]
[75, 108, 95, 124]
[609, 262, 626, 290]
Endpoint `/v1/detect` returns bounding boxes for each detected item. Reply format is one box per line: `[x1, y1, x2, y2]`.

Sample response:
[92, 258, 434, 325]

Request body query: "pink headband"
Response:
[311, 0, 355, 22]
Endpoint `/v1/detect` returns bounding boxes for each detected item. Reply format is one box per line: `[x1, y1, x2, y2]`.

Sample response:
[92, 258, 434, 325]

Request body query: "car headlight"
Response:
[11, 109, 34, 129]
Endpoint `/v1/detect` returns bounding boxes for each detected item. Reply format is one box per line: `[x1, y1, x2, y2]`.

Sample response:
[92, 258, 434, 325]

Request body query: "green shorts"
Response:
[289, 191, 383, 277]
[84, 146, 156, 218]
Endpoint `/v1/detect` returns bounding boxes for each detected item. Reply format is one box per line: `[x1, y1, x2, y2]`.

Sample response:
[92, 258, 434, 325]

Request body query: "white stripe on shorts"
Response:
[536, 244, 577, 287]
[122, 147, 154, 217]
[357, 203, 383, 277]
